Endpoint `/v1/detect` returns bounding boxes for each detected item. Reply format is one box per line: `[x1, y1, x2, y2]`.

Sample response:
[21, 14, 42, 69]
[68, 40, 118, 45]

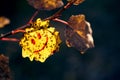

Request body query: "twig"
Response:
[0, 0, 76, 40]
[53, 18, 74, 30]
[53, 18, 69, 26]
[44, 0, 75, 20]
[0, 24, 30, 39]
[0, 38, 19, 42]
[11, 30, 25, 34]
[28, 10, 39, 24]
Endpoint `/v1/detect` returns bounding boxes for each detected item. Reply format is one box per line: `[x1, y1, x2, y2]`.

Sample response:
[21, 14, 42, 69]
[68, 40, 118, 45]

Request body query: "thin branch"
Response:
[0, 10, 40, 39]
[12, 30, 25, 34]
[0, 24, 30, 39]
[0, 38, 19, 42]
[28, 10, 39, 24]
[44, 1, 75, 20]
[0, 0, 76, 40]
[53, 18, 73, 30]
[53, 18, 69, 26]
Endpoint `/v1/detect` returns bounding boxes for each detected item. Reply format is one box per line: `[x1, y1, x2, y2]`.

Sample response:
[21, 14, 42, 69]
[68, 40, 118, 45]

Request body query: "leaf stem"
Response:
[53, 18, 69, 26]
[28, 10, 39, 24]
[53, 18, 74, 30]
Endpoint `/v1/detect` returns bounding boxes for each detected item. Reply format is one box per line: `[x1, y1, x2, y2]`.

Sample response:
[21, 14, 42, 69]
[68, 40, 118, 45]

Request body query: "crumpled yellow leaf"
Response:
[19, 18, 61, 62]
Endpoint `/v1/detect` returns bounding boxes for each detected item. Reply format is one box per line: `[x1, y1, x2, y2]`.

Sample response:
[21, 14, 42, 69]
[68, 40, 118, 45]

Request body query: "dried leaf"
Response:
[65, 14, 94, 53]
[0, 16, 10, 28]
[27, 0, 64, 10]
[67, 0, 84, 5]
[0, 54, 11, 80]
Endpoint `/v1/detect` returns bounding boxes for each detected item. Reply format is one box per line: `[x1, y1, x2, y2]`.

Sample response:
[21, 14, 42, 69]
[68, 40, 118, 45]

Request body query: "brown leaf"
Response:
[0, 54, 11, 80]
[27, 0, 64, 10]
[65, 14, 94, 53]
[0, 16, 10, 28]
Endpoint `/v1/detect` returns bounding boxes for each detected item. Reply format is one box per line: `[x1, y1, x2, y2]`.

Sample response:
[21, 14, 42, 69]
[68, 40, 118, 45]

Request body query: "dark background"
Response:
[0, 0, 120, 80]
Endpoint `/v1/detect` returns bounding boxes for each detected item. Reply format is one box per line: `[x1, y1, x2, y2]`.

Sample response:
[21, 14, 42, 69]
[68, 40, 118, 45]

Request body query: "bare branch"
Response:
[0, 38, 19, 42]
[0, 0, 76, 40]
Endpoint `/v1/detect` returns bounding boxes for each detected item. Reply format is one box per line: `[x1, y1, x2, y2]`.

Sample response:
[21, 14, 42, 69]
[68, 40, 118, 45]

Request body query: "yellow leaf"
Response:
[20, 18, 61, 62]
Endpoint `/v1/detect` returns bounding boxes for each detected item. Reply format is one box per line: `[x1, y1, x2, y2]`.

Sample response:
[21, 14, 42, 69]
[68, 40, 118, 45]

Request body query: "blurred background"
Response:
[0, 0, 120, 80]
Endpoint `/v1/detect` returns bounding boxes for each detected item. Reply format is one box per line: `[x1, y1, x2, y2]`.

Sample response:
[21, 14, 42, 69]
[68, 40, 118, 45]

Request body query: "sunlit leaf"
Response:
[19, 18, 61, 62]
[65, 14, 94, 53]
[0, 16, 10, 28]
[27, 0, 64, 10]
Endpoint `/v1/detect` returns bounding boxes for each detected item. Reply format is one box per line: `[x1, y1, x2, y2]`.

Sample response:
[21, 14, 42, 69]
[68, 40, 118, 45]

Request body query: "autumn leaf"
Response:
[20, 18, 61, 62]
[65, 14, 94, 53]
[0, 54, 11, 80]
[27, 0, 64, 10]
[0, 16, 10, 28]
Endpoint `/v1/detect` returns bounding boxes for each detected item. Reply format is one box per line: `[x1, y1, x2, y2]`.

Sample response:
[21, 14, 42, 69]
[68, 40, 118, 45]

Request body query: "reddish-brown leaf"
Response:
[0, 16, 10, 28]
[65, 14, 94, 53]
[27, 0, 64, 10]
